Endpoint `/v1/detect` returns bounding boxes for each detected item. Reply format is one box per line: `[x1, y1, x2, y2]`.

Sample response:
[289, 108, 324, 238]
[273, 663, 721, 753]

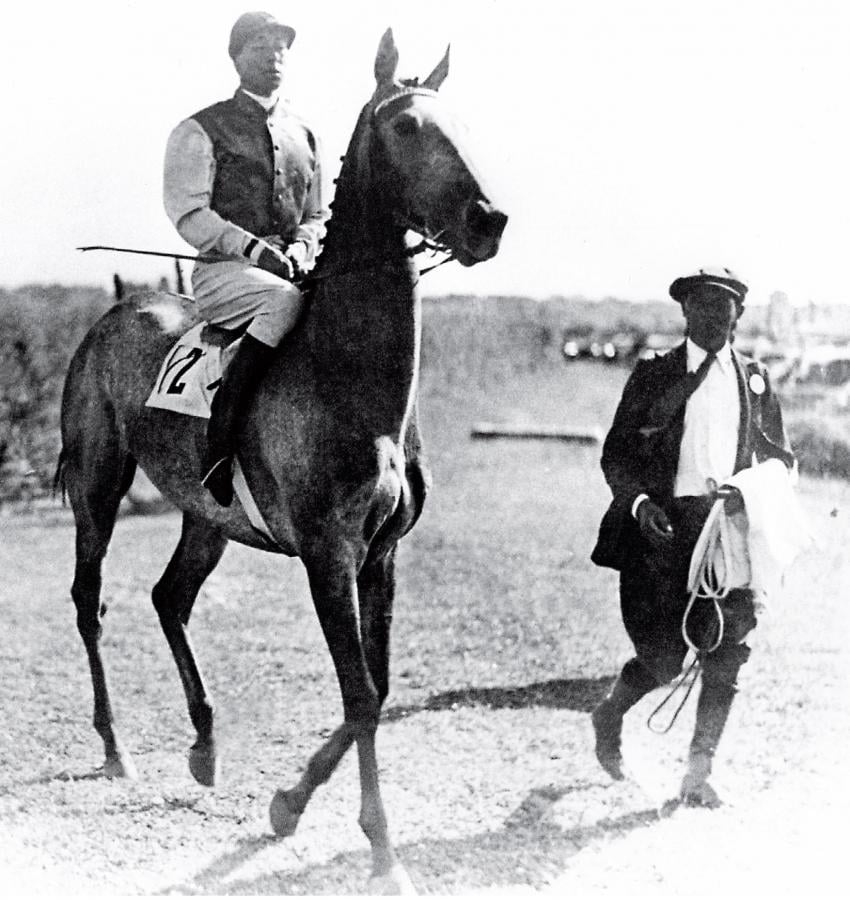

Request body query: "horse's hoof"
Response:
[188, 744, 220, 787]
[367, 864, 417, 896]
[681, 783, 722, 809]
[680, 773, 722, 809]
[269, 789, 301, 837]
[103, 752, 138, 780]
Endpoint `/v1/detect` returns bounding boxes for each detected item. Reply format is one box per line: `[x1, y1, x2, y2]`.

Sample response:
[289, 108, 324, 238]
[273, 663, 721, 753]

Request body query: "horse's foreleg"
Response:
[269, 723, 356, 836]
[151, 514, 228, 786]
[358, 546, 397, 704]
[273, 549, 410, 890]
[355, 546, 413, 894]
[271, 554, 367, 835]
[356, 728, 415, 895]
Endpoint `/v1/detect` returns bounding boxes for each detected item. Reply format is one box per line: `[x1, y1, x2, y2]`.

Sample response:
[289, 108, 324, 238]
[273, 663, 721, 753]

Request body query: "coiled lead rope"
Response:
[646, 655, 701, 734]
[646, 497, 735, 733]
[682, 500, 730, 655]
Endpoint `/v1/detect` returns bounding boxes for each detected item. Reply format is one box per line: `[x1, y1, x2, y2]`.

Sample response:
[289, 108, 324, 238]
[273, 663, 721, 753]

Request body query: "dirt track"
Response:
[1, 365, 848, 896]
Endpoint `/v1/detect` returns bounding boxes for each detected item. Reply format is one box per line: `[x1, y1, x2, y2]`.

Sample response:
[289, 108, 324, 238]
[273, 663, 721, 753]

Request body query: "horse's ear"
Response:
[423, 44, 450, 90]
[374, 28, 399, 86]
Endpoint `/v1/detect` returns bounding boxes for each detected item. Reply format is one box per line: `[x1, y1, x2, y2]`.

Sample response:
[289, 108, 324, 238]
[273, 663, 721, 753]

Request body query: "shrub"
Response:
[787, 415, 850, 480]
[0, 285, 113, 499]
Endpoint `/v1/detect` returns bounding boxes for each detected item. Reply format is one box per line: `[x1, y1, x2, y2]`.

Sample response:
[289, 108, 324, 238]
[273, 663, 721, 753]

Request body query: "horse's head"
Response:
[367, 29, 507, 267]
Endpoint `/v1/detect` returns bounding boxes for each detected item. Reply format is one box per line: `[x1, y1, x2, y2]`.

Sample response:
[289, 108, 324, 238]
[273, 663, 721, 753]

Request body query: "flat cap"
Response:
[669, 266, 748, 304]
[228, 11, 296, 59]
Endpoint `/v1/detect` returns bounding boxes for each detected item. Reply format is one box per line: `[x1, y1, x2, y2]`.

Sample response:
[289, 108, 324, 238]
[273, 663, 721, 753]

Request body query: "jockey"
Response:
[163, 11, 328, 507]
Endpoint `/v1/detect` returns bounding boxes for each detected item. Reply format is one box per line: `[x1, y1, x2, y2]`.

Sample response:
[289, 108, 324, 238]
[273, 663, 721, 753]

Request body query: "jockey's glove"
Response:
[256, 245, 295, 282]
[284, 240, 310, 277]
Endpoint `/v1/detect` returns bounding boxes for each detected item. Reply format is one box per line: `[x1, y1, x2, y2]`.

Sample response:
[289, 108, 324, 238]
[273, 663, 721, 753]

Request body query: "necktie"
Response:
[639, 351, 716, 438]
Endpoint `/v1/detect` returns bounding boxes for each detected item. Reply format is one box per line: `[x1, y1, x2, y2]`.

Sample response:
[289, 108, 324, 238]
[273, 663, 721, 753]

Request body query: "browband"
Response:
[373, 87, 439, 118]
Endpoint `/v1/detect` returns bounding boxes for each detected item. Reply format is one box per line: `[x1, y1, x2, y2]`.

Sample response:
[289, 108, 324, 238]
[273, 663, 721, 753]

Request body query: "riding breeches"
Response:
[191, 259, 304, 347]
[618, 495, 758, 691]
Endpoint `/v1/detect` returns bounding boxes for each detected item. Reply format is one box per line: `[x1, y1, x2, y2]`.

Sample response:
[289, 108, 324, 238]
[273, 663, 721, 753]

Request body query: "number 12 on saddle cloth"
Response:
[146, 323, 239, 418]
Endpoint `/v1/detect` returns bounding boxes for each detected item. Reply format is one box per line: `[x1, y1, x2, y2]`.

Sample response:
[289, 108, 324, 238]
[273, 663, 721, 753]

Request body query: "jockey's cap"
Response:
[669, 267, 748, 304]
[229, 11, 296, 59]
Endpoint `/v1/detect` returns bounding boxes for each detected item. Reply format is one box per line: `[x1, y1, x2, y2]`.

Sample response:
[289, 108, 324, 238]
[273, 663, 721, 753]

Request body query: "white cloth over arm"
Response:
[725, 458, 811, 599]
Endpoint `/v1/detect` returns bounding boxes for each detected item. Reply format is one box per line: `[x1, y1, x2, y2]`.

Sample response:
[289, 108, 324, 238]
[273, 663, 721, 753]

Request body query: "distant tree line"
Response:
[0, 284, 847, 503]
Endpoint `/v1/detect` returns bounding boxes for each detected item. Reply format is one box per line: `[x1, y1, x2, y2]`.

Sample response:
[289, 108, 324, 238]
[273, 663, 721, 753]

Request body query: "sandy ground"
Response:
[1, 365, 847, 896]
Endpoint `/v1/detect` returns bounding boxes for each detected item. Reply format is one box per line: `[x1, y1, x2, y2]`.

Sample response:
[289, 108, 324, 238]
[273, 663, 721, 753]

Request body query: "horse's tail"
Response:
[53, 447, 68, 506]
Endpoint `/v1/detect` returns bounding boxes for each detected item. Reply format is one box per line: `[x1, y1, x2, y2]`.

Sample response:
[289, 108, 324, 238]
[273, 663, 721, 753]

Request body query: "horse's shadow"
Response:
[382, 675, 614, 722]
[158, 780, 674, 895]
[157, 677, 639, 895]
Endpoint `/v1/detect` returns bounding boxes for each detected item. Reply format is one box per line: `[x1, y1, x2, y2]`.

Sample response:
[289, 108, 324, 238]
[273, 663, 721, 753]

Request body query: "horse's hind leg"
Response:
[151, 513, 228, 786]
[66, 449, 139, 778]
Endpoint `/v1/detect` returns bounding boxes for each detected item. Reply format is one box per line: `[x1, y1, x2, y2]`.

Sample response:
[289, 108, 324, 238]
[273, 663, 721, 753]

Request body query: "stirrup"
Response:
[201, 456, 234, 507]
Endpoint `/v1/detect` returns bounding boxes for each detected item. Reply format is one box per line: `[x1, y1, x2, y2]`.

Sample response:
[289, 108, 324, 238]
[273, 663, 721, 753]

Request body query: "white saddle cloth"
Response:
[145, 324, 277, 545]
[146, 323, 238, 418]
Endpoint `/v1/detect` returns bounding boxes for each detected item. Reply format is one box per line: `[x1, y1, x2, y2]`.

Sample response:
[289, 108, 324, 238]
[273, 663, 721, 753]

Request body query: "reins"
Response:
[301, 234, 455, 286]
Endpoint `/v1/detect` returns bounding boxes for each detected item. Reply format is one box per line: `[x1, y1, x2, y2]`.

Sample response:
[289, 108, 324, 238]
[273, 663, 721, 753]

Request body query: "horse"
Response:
[55, 29, 506, 894]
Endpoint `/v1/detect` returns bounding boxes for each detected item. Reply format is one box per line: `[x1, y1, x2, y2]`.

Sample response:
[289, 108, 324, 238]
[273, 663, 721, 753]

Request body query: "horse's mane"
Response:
[315, 101, 376, 264]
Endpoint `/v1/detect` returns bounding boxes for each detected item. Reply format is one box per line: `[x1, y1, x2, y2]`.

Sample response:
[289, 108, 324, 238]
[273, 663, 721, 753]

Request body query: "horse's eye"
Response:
[392, 115, 419, 138]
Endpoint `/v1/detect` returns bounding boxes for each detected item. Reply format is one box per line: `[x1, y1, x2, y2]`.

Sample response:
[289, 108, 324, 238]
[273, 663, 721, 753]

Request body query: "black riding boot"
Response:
[591, 667, 655, 780]
[680, 681, 737, 807]
[201, 333, 276, 507]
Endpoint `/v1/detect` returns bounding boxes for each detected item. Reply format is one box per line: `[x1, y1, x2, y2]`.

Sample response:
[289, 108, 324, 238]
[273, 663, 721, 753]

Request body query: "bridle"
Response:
[374, 85, 457, 270]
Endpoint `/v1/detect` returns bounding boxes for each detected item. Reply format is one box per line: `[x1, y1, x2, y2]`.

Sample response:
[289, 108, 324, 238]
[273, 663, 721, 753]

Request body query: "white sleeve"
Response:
[163, 118, 257, 258]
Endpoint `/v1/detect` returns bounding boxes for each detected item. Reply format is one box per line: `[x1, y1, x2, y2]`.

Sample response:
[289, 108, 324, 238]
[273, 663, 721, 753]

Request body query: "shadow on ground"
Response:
[158, 780, 664, 895]
[383, 675, 614, 722]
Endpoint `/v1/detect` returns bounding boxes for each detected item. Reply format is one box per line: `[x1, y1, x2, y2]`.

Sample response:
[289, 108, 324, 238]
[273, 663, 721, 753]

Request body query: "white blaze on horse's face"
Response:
[372, 29, 507, 266]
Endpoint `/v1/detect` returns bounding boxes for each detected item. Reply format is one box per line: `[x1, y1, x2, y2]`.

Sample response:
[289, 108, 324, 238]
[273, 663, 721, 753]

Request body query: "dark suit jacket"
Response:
[591, 342, 795, 571]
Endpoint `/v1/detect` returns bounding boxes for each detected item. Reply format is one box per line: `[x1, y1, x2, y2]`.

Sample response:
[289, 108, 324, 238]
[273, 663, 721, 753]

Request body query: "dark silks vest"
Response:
[192, 90, 319, 243]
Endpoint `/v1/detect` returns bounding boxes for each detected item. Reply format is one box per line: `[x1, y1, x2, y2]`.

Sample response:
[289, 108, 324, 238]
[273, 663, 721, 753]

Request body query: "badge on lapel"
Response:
[748, 372, 766, 395]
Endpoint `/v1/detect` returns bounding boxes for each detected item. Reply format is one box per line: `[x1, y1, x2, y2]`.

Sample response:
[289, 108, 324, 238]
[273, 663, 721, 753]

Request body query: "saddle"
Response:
[200, 322, 249, 348]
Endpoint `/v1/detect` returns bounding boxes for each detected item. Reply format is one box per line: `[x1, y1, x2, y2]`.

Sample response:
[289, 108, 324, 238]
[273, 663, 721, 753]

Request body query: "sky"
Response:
[2, 0, 849, 305]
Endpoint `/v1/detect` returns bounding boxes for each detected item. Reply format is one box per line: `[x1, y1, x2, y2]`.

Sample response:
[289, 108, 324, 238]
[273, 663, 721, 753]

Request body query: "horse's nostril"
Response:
[465, 200, 507, 239]
[490, 209, 508, 235]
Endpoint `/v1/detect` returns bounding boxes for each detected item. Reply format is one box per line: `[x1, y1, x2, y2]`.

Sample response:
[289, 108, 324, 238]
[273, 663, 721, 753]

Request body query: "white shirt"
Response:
[673, 339, 741, 496]
[632, 339, 741, 517]
[241, 88, 279, 111]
